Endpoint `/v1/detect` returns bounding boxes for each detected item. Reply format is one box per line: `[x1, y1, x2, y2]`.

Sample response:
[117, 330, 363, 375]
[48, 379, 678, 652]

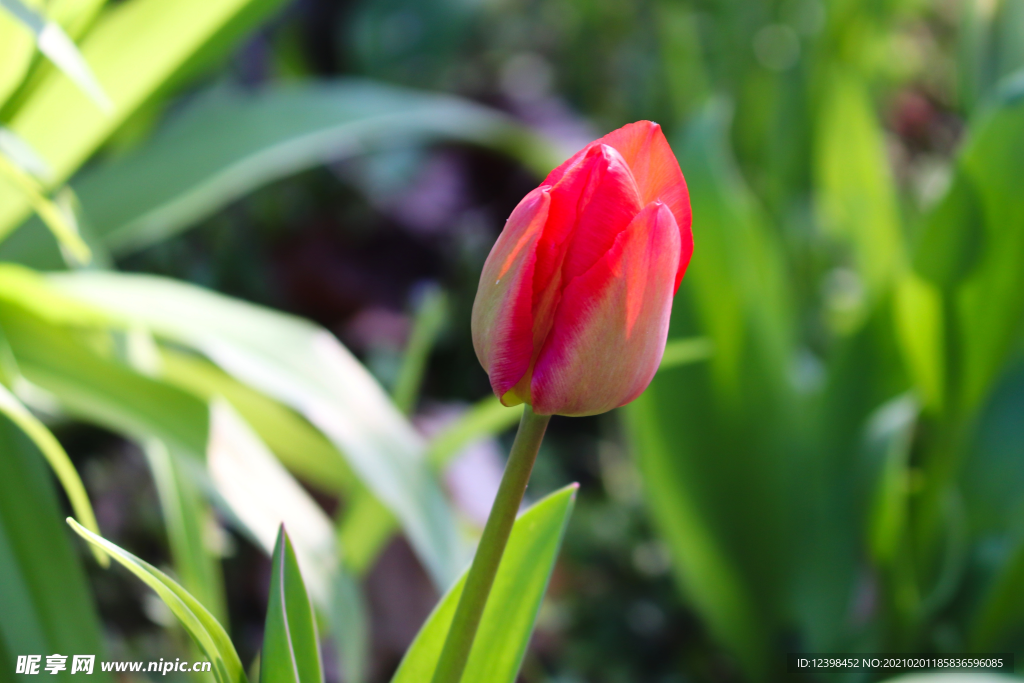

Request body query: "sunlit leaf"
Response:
[0, 381, 106, 565]
[0, 0, 292, 241]
[391, 484, 577, 683]
[51, 271, 468, 589]
[0, 0, 111, 110]
[392, 284, 447, 415]
[67, 518, 247, 683]
[0, 151, 90, 263]
[0, 127, 50, 181]
[143, 438, 227, 624]
[815, 68, 905, 300]
[159, 347, 357, 495]
[864, 394, 919, 566]
[63, 82, 559, 257]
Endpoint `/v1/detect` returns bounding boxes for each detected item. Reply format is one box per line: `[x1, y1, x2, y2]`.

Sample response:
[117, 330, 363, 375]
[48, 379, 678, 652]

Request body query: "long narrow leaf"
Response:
[51, 272, 468, 589]
[67, 518, 246, 683]
[0, 417, 112, 683]
[392, 484, 577, 683]
[0, 0, 111, 109]
[63, 82, 560, 256]
[0, 380, 105, 565]
[0, 151, 90, 262]
[0, 0, 290, 240]
[144, 438, 227, 624]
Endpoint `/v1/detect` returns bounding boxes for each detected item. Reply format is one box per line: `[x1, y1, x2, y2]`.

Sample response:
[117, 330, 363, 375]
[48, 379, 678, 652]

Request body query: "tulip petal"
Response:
[471, 187, 551, 402]
[531, 202, 681, 416]
[556, 145, 643, 284]
[528, 144, 642, 365]
[601, 121, 692, 289]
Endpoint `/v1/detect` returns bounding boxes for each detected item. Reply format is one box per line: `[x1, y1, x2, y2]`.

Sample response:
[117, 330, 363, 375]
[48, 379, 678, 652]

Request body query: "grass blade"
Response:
[67, 518, 246, 683]
[0, 379, 105, 566]
[260, 527, 322, 683]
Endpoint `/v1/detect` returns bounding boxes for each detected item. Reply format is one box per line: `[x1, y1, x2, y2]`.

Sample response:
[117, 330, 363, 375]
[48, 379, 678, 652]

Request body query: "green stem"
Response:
[431, 405, 551, 683]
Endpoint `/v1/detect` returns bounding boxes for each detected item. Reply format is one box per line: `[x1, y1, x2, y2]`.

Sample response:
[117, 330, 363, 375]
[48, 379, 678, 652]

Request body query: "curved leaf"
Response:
[0, 0, 110, 109]
[0, 381, 105, 565]
[61, 81, 559, 257]
[392, 484, 577, 683]
[67, 518, 247, 683]
[50, 271, 468, 589]
[0, 0, 291, 241]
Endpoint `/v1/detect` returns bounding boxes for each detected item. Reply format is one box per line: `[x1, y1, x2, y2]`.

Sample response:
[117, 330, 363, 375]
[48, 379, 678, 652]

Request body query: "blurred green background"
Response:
[1, 0, 1024, 681]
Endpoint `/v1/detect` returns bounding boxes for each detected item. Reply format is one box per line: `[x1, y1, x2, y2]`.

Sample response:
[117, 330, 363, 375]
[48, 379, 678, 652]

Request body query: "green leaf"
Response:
[658, 336, 714, 370]
[0, 151, 91, 263]
[924, 80, 1024, 413]
[391, 484, 577, 683]
[875, 675, 1015, 683]
[0, 380, 106, 565]
[0, 0, 289, 241]
[0, 415, 111, 683]
[0, 301, 210, 458]
[894, 273, 946, 412]
[143, 438, 227, 624]
[336, 487, 396, 577]
[0, 0, 111, 110]
[0, 10, 33, 107]
[864, 394, 919, 566]
[912, 168, 984, 290]
[0, 126, 51, 180]
[51, 271, 467, 589]
[624, 392, 770, 679]
[814, 67, 905, 299]
[60, 81, 558, 257]
[206, 400, 341, 609]
[0, 289, 368, 678]
[67, 517, 247, 683]
[159, 347, 357, 495]
[970, 531, 1024, 651]
[392, 284, 447, 415]
[207, 400, 370, 682]
[260, 527, 323, 683]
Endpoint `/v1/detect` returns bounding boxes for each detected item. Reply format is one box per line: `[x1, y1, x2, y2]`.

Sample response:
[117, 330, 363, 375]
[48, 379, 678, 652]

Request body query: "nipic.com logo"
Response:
[15, 655, 212, 675]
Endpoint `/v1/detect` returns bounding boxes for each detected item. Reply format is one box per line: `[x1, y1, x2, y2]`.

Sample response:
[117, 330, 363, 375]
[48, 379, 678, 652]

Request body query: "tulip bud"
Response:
[472, 121, 693, 416]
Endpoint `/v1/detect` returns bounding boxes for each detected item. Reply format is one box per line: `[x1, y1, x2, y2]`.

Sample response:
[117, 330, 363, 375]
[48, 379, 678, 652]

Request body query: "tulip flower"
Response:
[471, 120, 693, 417]
[433, 122, 692, 683]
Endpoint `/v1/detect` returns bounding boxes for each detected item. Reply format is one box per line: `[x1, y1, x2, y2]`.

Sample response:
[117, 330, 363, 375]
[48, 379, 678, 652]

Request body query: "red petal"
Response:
[549, 121, 692, 290]
[530, 144, 643, 342]
[530, 202, 681, 416]
[471, 187, 550, 401]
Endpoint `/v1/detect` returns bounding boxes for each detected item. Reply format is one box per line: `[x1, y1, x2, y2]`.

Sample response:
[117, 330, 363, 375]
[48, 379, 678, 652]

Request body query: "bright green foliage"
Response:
[392, 485, 578, 683]
[260, 527, 322, 683]
[0, 418, 111, 683]
[49, 270, 468, 589]
[68, 518, 247, 683]
[0, 381, 103, 564]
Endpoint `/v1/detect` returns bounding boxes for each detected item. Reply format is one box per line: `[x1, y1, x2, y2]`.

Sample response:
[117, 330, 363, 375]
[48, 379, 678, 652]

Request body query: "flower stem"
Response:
[430, 405, 551, 683]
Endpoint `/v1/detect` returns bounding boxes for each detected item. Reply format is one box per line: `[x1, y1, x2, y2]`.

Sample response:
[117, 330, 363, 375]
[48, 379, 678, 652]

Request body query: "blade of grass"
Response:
[0, 380, 105, 565]
[67, 518, 246, 683]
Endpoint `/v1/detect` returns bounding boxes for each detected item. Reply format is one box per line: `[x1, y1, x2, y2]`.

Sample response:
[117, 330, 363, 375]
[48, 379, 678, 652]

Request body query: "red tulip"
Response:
[472, 121, 693, 416]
